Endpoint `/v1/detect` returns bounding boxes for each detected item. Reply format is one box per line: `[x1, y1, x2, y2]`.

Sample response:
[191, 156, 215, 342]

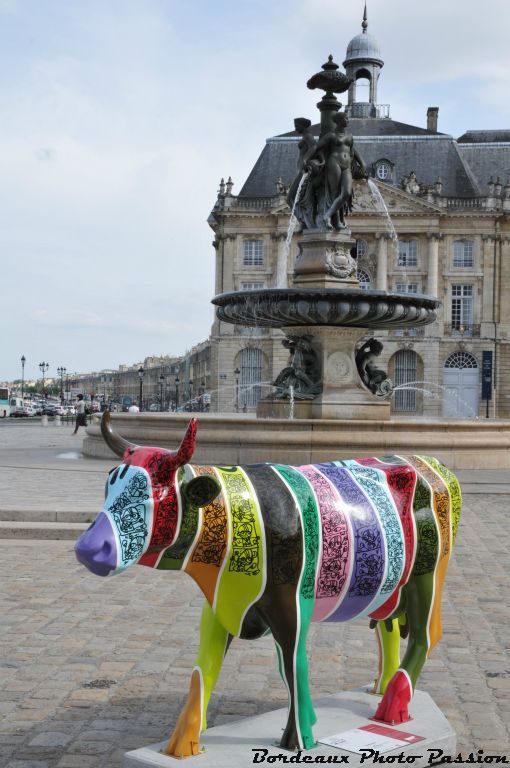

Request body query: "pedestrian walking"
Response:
[72, 394, 87, 434]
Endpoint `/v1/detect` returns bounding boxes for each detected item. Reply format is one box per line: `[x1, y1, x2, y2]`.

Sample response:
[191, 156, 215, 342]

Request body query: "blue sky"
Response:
[2, 0, 510, 382]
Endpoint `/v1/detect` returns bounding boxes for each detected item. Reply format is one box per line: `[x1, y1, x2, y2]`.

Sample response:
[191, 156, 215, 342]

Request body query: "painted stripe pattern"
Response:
[316, 463, 385, 620]
[213, 467, 265, 637]
[128, 455, 459, 631]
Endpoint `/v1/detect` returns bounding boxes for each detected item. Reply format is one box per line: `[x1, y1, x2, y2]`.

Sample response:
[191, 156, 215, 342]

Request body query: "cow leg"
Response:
[165, 601, 229, 758]
[372, 618, 401, 695]
[374, 573, 433, 724]
[262, 592, 316, 751]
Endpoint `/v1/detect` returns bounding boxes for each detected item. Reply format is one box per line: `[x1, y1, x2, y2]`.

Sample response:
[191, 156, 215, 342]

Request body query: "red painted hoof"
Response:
[374, 670, 412, 724]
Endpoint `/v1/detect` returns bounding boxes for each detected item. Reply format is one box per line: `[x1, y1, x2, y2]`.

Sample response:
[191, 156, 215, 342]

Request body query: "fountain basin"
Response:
[212, 288, 440, 329]
[82, 412, 510, 469]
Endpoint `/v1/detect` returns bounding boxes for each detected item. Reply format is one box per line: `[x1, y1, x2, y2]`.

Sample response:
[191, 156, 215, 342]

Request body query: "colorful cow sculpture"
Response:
[75, 413, 461, 758]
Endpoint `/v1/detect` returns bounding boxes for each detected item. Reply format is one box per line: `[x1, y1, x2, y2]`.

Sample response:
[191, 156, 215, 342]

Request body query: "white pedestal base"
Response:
[123, 689, 456, 768]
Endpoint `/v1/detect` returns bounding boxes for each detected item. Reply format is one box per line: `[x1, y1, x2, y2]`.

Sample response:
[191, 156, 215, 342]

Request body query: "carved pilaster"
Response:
[427, 233, 440, 297]
[481, 235, 496, 326]
[375, 232, 388, 291]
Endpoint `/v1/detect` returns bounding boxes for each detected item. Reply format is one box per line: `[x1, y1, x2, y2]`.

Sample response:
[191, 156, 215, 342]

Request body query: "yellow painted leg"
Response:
[373, 618, 401, 695]
[165, 602, 229, 758]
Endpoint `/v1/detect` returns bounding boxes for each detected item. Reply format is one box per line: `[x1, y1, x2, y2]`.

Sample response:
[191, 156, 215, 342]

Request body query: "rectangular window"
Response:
[451, 284, 473, 329]
[453, 240, 474, 267]
[243, 239, 264, 266]
[395, 283, 418, 293]
[397, 240, 418, 267]
[241, 281, 265, 291]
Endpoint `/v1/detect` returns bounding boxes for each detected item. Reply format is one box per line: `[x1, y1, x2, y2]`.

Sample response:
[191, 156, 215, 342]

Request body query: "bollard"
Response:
[55, 415, 61, 426]
[41, 415, 48, 427]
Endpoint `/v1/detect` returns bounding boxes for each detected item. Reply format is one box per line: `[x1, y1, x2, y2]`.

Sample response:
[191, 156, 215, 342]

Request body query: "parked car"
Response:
[11, 405, 33, 417]
[65, 405, 76, 415]
[149, 403, 161, 412]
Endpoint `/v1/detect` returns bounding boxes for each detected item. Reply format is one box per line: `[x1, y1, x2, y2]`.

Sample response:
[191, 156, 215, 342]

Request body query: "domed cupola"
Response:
[343, 4, 386, 118]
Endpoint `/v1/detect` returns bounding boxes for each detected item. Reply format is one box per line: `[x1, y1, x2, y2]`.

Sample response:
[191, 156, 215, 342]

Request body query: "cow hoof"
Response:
[165, 722, 201, 758]
[164, 737, 201, 758]
[279, 727, 316, 751]
[374, 670, 411, 724]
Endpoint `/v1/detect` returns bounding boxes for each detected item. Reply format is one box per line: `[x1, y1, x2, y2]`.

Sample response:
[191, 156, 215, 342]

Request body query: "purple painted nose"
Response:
[75, 512, 117, 576]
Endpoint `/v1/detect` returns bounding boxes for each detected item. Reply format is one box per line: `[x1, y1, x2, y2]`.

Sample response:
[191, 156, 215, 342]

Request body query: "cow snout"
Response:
[75, 512, 117, 576]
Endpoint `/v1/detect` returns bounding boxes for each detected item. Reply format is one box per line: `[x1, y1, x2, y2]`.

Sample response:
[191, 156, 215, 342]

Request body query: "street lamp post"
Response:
[159, 374, 165, 411]
[234, 367, 240, 412]
[57, 367, 66, 404]
[21, 355, 26, 401]
[66, 373, 70, 402]
[174, 376, 180, 411]
[138, 366, 145, 411]
[39, 362, 49, 405]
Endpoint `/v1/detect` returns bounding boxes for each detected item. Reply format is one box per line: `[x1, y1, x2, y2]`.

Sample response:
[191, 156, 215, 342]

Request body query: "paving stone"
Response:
[1, 425, 510, 764]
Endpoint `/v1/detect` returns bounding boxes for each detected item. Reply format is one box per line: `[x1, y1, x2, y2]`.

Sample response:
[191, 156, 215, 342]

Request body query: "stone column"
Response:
[481, 235, 495, 335]
[223, 235, 237, 293]
[499, 238, 510, 325]
[272, 233, 288, 288]
[427, 233, 440, 297]
[375, 233, 388, 291]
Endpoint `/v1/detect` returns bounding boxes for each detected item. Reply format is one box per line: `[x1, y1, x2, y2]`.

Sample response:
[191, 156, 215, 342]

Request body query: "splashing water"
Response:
[391, 380, 480, 420]
[276, 172, 309, 288]
[367, 179, 398, 243]
[289, 385, 295, 420]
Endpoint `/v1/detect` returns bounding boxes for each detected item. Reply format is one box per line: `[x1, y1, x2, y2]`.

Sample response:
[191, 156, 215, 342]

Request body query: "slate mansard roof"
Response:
[238, 118, 510, 201]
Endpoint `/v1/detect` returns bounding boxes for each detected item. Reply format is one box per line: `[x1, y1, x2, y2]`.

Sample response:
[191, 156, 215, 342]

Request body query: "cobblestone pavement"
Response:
[0, 422, 509, 766]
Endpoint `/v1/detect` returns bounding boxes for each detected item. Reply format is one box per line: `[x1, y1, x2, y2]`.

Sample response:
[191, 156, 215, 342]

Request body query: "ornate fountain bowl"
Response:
[212, 288, 440, 329]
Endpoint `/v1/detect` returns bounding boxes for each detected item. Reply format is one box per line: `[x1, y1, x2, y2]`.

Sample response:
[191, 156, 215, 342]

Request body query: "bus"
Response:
[0, 387, 10, 417]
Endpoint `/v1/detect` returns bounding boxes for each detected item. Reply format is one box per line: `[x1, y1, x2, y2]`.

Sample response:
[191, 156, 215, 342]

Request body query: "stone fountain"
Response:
[82, 56, 510, 470]
[212, 55, 439, 421]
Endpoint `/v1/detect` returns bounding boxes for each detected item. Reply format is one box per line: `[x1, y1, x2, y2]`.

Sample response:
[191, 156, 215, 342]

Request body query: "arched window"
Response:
[444, 352, 478, 369]
[354, 69, 371, 102]
[356, 269, 372, 291]
[393, 349, 417, 412]
[239, 347, 263, 408]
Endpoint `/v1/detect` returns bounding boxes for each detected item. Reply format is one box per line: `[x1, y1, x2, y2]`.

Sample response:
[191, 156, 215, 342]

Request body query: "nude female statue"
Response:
[286, 117, 322, 230]
[305, 111, 366, 230]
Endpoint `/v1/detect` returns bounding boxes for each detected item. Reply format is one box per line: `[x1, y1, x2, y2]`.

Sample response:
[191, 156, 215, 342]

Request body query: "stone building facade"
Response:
[207, 15, 510, 419]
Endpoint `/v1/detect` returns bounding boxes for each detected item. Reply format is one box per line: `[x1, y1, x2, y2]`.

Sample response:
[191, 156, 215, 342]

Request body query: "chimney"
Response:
[427, 107, 439, 133]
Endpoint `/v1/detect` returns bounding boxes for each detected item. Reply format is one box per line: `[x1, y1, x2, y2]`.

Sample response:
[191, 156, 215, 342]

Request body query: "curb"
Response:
[0, 521, 88, 540]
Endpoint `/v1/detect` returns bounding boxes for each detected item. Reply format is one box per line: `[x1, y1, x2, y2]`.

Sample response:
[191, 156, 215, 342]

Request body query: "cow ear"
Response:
[181, 476, 221, 508]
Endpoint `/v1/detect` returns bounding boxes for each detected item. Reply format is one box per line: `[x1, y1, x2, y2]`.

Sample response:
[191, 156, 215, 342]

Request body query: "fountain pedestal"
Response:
[294, 229, 359, 289]
[309, 326, 390, 420]
[257, 326, 391, 421]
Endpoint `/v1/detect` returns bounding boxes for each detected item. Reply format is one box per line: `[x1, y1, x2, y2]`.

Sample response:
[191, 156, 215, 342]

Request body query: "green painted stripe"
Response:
[214, 467, 265, 637]
[273, 464, 319, 749]
[272, 465, 320, 603]
[411, 475, 440, 576]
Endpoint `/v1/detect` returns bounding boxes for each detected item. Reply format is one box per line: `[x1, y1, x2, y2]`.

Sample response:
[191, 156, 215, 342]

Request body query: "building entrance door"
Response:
[442, 352, 479, 418]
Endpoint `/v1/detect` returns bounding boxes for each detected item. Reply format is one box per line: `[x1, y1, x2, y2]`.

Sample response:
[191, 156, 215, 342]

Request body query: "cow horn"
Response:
[171, 418, 198, 466]
[101, 411, 137, 458]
